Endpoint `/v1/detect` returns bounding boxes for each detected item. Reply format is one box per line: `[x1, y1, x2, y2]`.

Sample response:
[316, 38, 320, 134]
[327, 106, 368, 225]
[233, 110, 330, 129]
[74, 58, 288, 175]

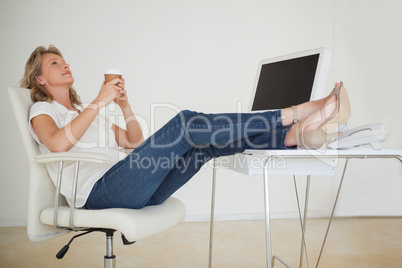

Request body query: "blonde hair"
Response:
[20, 45, 82, 105]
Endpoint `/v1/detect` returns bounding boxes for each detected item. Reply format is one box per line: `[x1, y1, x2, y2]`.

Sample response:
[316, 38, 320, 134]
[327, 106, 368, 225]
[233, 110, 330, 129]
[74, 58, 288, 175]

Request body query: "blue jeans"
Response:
[84, 110, 291, 209]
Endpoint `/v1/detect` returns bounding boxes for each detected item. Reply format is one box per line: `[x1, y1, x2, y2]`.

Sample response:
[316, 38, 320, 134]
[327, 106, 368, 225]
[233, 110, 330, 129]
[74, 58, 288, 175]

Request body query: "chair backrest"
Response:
[8, 86, 67, 242]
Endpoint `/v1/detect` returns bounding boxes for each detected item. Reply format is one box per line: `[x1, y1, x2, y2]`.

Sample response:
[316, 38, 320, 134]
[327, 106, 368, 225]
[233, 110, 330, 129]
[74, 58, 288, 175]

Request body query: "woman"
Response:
[21, 45, 350, 210]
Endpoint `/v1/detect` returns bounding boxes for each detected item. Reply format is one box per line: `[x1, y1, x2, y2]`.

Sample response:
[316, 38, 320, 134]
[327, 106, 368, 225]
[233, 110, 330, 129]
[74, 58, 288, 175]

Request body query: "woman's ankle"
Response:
[281, 107, 294, 126]
[300, 96, 337, 134]
[284, 124, 297, 147]
[282, 88, 337, 128]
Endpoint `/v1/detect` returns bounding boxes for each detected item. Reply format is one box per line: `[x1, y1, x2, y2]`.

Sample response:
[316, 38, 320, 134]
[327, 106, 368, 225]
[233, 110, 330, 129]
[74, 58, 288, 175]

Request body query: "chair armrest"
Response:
[35, 152, 111, 230]
[35, 152, 111, 164]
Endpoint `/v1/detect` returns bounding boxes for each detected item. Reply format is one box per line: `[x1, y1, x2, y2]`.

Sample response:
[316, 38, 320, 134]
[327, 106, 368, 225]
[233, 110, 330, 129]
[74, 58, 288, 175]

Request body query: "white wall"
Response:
[0, 0, 401, 226]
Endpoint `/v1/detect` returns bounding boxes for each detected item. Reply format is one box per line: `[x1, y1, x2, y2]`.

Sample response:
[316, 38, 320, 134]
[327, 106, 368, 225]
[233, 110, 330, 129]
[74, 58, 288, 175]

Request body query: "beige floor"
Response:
[1, 217, 402, 268]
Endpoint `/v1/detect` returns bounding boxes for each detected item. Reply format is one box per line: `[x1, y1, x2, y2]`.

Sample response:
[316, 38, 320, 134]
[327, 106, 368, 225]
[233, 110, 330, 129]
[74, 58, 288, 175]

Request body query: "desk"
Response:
[208, 148, 402, 268]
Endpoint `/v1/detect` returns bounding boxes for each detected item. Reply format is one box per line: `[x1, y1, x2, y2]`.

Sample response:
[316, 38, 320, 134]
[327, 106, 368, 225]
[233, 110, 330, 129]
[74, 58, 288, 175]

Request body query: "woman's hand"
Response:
[113, 77, 129, 109]
[94, 77, 123, 109]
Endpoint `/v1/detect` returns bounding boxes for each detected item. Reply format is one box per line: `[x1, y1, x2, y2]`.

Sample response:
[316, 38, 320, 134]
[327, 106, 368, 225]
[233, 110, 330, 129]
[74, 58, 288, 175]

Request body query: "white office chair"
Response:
[8, 86, 186, 267]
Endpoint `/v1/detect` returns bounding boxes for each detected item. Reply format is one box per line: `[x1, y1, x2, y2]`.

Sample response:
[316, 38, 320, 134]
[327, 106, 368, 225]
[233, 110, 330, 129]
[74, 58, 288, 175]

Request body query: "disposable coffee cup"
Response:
[104, 69, 122, 83]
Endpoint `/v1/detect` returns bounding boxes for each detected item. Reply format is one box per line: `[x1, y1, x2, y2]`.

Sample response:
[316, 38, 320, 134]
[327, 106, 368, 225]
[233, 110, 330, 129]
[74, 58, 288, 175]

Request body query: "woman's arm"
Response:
[111, 81, 144, 149]
[111, 105, 144, 149]
[31, 79, 122, 152]
[32, 104, 101, 152]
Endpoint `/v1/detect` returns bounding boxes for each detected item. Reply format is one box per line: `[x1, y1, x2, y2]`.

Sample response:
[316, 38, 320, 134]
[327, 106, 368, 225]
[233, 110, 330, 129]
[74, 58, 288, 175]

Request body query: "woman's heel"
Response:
[301, 128, 341, 149]
[298, 82, 351, 149]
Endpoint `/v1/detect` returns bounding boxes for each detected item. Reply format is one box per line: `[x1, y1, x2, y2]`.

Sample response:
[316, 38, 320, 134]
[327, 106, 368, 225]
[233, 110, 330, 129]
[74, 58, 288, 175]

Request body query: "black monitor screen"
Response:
[251, 54, 319, 111]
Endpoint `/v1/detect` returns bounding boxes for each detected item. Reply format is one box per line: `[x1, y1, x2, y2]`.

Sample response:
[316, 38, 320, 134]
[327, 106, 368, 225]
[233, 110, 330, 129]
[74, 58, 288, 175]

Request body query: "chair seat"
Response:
[40, 197, 186, 242]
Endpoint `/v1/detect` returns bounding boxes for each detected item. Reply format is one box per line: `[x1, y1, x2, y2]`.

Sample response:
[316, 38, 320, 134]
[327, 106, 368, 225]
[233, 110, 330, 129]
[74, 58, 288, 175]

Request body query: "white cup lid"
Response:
[104, 69, 121, 75]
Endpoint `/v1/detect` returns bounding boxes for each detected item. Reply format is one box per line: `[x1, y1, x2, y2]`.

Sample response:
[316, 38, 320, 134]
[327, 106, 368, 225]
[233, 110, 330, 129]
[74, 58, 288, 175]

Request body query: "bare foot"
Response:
[300, 94, 338, 135]
[281, 83, 340, 126]
[283, 83, 341, 147]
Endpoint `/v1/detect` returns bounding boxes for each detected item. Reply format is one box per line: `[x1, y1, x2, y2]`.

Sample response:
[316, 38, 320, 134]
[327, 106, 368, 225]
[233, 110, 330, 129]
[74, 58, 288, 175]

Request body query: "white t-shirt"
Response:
[29, 101, 126, 207]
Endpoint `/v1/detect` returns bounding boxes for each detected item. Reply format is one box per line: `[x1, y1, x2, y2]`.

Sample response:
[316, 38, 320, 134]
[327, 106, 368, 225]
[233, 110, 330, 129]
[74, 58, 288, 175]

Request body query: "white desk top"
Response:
[244, 148, 402, 160]
[225, 148, 402, 176]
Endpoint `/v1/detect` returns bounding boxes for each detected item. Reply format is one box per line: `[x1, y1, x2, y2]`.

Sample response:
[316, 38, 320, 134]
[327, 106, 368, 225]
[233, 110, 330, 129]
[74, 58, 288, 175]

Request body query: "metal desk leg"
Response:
[208, 159, 218, 268]
[301, 175, 311, 268]
[293, 175, 311, 268]
[264, 158, 293, 268]
[263, 158, 274, 268]
[315, 159, 349, 267]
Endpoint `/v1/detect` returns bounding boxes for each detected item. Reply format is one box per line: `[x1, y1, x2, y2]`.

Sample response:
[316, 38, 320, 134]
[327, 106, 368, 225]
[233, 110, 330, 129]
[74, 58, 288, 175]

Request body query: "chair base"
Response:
[56, 228, 122, 268]
[105, 230, 116, 268]
[105, 256, 116, 268]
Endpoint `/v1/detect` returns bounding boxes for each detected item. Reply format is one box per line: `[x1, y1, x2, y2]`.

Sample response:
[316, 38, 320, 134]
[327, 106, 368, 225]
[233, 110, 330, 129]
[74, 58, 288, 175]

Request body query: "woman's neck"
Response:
[48, 86, 74, 110]
[56, 96, 74, 110]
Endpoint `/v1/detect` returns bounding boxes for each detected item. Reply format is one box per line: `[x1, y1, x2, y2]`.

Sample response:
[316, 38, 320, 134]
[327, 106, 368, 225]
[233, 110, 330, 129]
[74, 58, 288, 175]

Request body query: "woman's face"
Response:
[35, 53, 74, 89]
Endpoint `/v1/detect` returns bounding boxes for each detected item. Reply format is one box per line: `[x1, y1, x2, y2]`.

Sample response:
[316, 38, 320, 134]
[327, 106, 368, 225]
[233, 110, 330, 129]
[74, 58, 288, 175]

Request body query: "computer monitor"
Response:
[249, 48, 331, 111]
